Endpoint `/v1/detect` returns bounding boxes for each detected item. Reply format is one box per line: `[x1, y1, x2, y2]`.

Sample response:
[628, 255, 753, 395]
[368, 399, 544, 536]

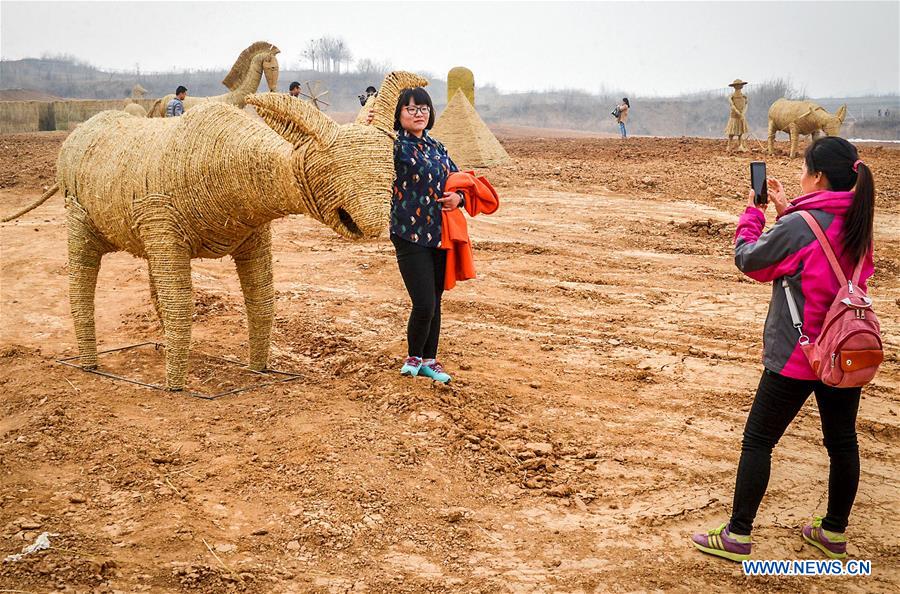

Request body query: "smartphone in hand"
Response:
[750, 161, 767, 206]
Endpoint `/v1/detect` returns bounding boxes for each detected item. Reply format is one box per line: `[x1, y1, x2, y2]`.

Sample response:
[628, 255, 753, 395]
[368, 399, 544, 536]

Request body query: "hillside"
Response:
[1, 58, 898, 139]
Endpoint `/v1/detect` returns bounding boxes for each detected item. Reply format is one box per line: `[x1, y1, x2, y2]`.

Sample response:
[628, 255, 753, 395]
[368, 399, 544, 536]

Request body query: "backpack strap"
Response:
[782, 277, 810, 345]
[796, 211, 849, 287]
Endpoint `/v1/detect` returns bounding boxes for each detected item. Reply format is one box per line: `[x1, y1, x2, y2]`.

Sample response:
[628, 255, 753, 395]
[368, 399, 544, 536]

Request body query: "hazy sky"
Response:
[2, 1, 898, 97]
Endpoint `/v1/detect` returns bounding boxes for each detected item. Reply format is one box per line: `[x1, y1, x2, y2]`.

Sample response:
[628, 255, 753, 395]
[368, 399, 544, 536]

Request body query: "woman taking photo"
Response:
[692, 136, 877, 561]
[388, 87, 462, 384]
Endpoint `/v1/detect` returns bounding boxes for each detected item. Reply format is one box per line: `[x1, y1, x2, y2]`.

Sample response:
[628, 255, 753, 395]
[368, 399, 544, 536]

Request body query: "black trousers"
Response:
[391, 234, 446, 359]
[730, 369, 861, 534]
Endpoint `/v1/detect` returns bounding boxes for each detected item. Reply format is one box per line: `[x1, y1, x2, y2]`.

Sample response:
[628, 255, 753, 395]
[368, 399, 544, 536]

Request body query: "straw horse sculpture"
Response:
[4, 71, 427, 391]
[148, 41, 281, 117]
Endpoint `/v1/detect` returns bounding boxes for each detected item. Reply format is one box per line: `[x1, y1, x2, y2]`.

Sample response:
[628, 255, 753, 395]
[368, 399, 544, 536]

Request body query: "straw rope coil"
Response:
[49, 70, 426, 390]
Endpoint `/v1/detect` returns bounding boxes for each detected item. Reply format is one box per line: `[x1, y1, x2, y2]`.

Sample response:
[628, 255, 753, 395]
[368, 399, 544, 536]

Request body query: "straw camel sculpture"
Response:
[6, 71, 426, 391]
[147, 41, 281, 117]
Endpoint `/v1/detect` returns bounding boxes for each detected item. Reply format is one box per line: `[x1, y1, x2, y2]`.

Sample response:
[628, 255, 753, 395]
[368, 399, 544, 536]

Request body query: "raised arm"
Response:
[734, 209, 814, 282]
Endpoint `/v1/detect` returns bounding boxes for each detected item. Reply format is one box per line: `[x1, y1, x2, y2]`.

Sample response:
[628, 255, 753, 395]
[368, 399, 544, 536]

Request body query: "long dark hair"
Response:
[393, 87, 435, 131]
[804, 136, 874, 262]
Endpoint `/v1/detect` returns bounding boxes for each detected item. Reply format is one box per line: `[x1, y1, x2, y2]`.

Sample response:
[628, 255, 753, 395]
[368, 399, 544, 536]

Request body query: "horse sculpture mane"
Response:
[222, 41, 280, 91]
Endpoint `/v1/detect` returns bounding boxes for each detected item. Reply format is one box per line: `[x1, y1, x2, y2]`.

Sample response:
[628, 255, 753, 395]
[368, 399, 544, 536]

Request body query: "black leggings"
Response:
[391, 234, 446, 359]
[730, 369, 860, 534]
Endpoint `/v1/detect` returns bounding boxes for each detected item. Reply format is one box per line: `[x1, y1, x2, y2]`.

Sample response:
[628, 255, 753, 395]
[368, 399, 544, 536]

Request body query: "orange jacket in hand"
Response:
[441, 171, 500, 290]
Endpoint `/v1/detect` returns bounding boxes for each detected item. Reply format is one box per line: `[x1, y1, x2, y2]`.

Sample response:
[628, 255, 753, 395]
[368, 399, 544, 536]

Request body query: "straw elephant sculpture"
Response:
[14, 71, 426, 391]
[147, 41, 281, 117]
[767, 99, 847, 158]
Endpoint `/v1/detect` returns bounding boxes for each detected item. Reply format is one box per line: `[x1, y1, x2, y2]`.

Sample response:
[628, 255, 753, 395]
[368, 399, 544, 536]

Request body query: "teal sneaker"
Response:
[400, 356, 423, 377]
[419, 360, 451, 384]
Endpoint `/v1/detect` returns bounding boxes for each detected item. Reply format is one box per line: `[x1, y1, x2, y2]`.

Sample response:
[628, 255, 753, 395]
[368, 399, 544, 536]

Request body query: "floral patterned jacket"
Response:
[390, 129, 458, 247]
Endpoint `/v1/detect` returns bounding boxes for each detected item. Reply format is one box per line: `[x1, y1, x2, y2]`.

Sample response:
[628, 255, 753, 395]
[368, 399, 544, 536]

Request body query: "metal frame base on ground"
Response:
[56, 342, 302, 400]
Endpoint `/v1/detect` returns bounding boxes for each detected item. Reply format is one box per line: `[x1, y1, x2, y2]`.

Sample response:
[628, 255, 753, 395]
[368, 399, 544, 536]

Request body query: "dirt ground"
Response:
[1, 131, 898, 593]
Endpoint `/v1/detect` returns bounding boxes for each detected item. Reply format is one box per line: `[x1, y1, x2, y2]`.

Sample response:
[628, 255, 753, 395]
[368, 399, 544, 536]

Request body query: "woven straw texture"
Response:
[148, 42, 280, 117]
[0, 99, 157, 133]
[431, 89, 510, 168]
[54, 70, 426, 390]
[447, 66, 475, 106]
[767, 99, 847, 157]
[354, 94, 377, 124]
[725, 91, 748, 136]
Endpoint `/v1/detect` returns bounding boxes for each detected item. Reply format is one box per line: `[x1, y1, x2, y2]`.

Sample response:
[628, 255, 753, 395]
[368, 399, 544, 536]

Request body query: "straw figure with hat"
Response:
[726, 79, 750, 152]
[2, 71, 428, 391]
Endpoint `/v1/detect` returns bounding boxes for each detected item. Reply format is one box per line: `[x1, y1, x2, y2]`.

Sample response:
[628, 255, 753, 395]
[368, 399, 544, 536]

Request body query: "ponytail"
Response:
[804, 136, 875, 263]
[844, 161, 875, 263]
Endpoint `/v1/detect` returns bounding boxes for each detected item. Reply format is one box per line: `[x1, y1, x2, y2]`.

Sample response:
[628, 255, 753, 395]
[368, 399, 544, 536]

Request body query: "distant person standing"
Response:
[289, 81, 301, 98]
[165, 86, 187, 117]
[616, 98, 630, 138]
[358, 85, 378, 107]
[355, 86, 380, 123]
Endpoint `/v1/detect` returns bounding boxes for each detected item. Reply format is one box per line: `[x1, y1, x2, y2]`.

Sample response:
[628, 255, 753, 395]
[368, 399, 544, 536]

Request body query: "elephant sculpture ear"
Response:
[836, 104, 848, 123]
[367, 71, 430, 133]
[246, 93, 339, 147]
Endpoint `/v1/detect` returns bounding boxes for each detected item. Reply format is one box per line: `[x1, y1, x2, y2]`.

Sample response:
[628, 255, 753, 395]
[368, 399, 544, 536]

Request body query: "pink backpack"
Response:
[783, 211, 883, 387]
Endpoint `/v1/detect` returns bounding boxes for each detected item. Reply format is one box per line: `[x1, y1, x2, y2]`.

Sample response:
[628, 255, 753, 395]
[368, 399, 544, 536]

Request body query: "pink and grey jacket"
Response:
[734, 190, 874, 380]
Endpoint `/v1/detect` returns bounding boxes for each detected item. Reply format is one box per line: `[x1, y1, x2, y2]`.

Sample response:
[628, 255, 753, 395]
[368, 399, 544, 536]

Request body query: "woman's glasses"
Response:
[403, 105, 431, 116]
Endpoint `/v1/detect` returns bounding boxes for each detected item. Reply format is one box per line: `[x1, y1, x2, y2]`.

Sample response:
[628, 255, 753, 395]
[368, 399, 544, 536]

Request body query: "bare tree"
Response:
[333, 39, 352, 73]
[302, 39, 320, 71]
[302, 36, 352, 73]
[356, 58, 391, 76]
[748, 77, 805, 129]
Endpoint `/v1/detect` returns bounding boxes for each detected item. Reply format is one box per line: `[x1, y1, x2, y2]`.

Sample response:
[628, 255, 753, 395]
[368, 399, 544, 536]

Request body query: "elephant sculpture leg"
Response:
[789, 123, 800, 158]
[146, 246, 194, 391]
[67, 199, 111, 369]
[767, 120, 777, 155]
[232, 225, 274, 371]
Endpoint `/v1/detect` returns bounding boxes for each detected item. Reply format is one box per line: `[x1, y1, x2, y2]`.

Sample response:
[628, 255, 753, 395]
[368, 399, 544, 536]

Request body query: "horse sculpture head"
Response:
[263, 53, 279, 92]
[222, 41, 281, 93]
